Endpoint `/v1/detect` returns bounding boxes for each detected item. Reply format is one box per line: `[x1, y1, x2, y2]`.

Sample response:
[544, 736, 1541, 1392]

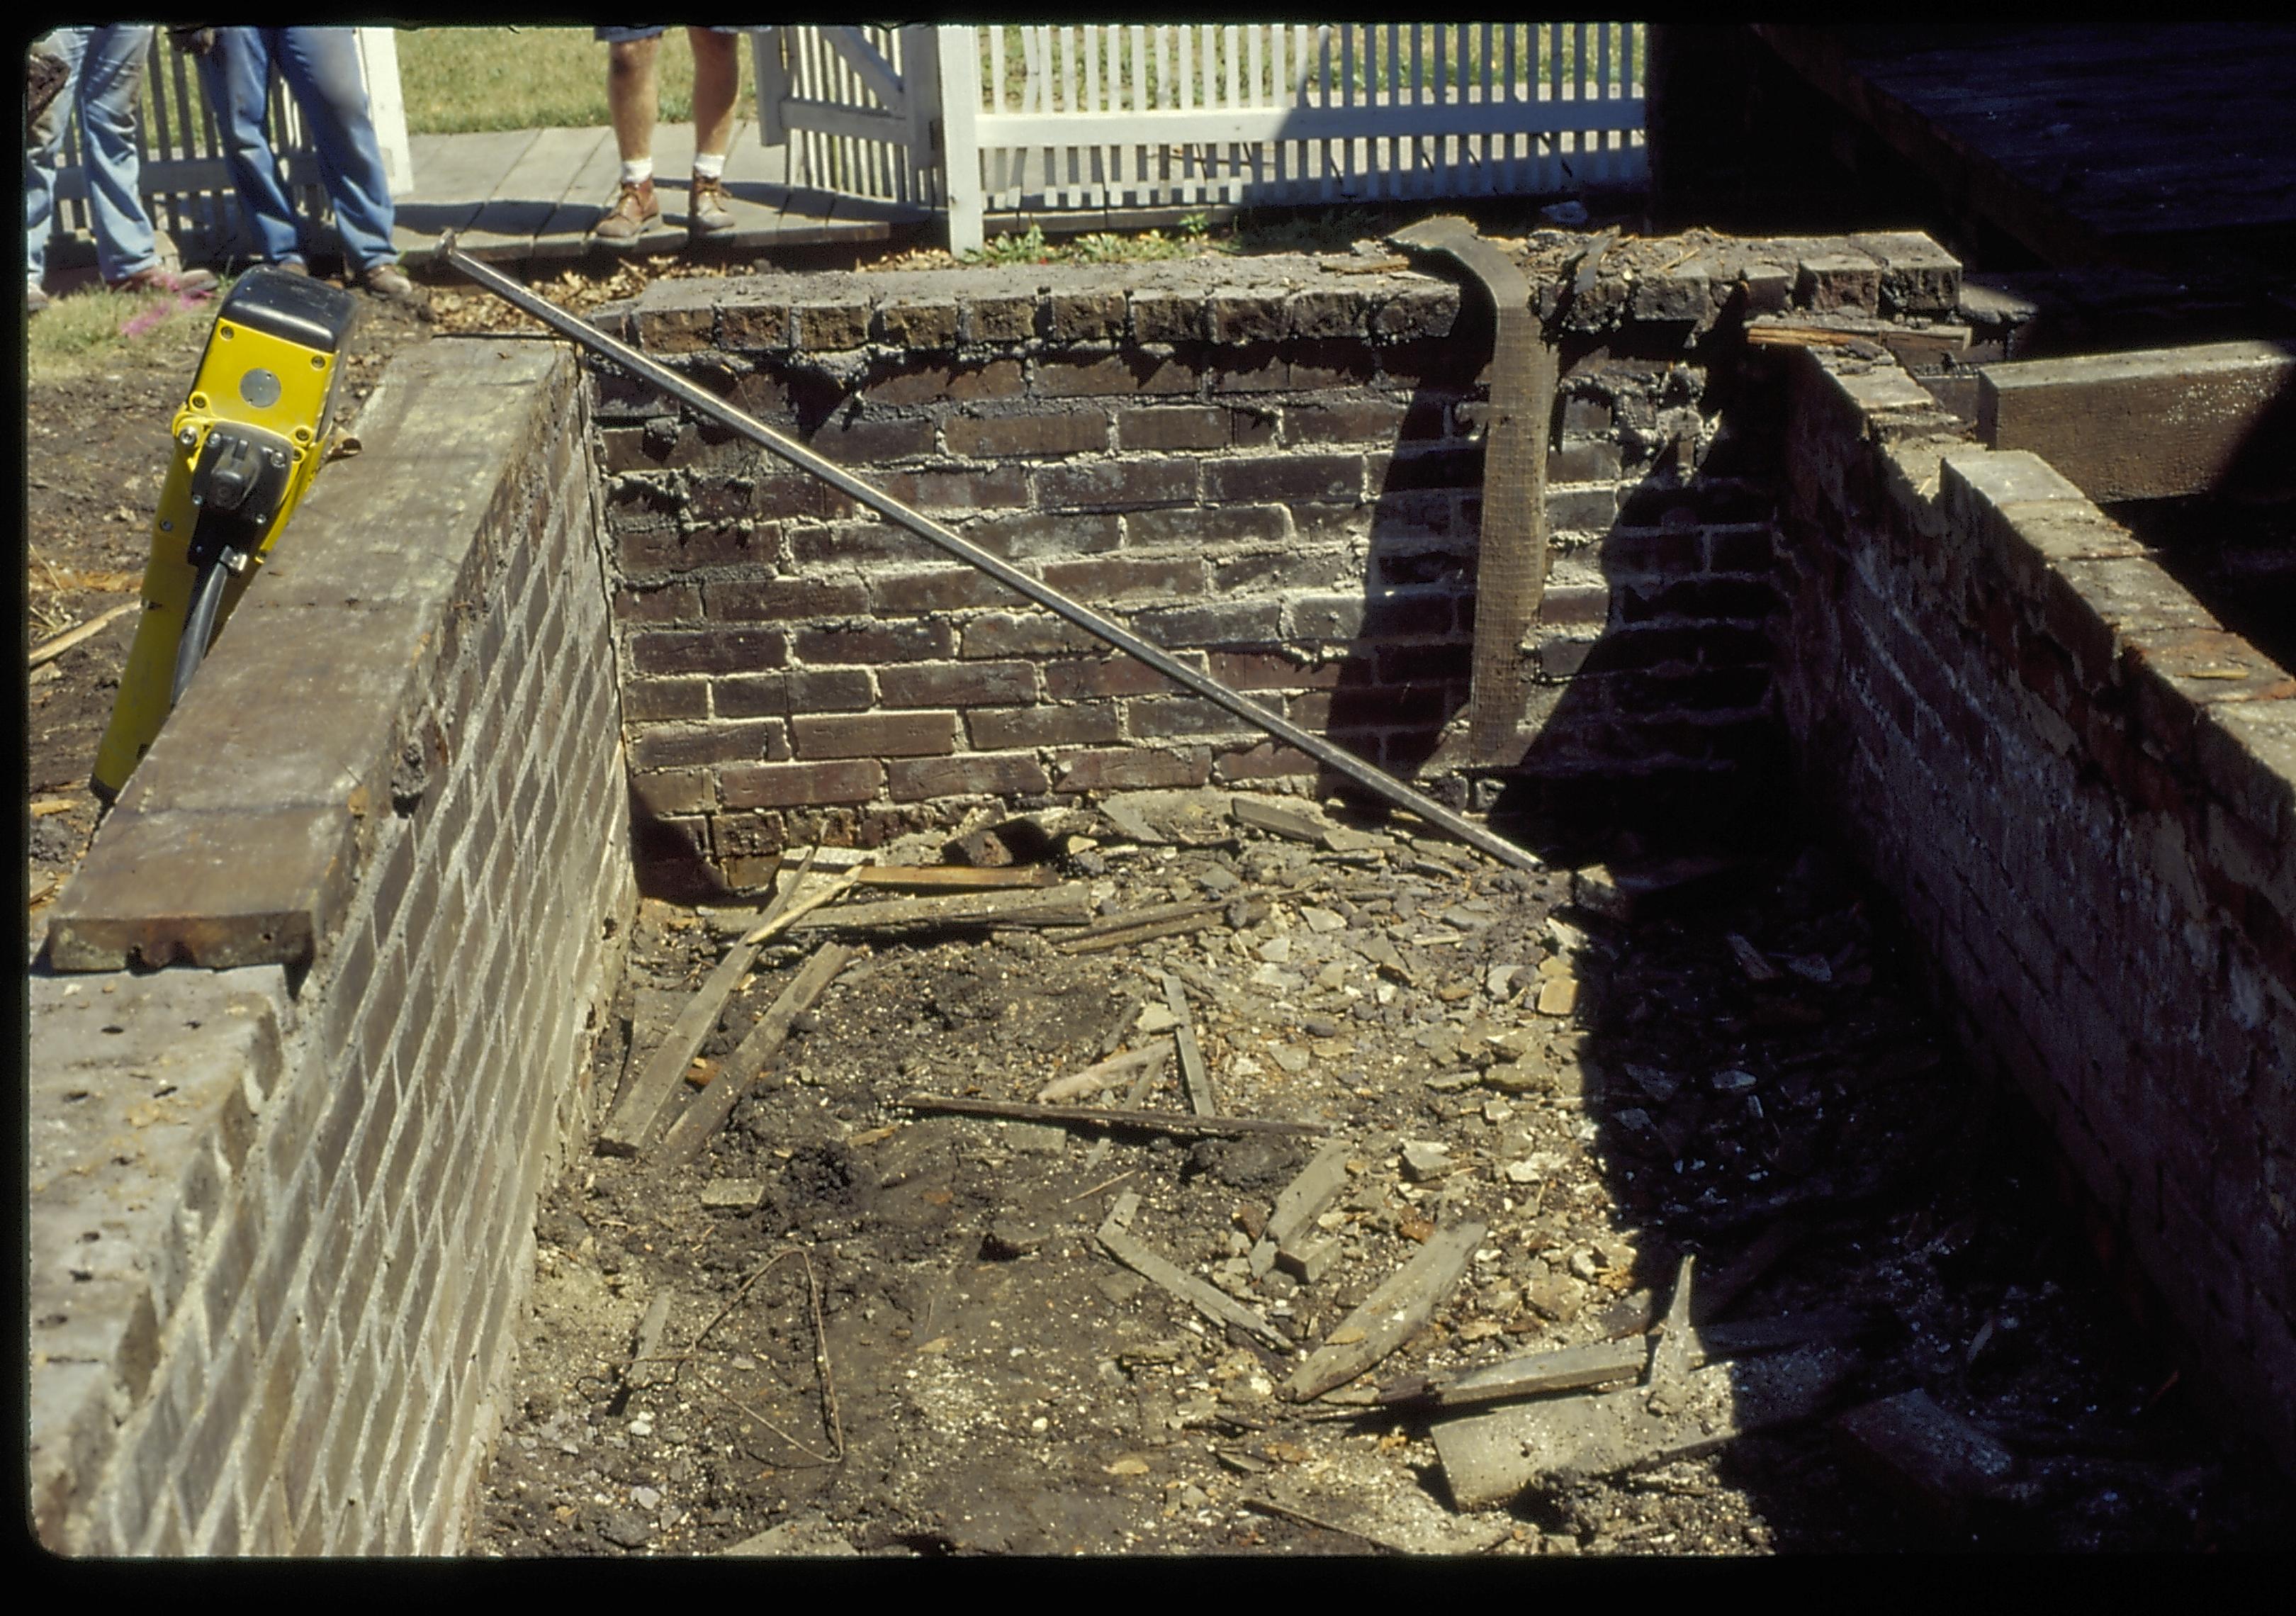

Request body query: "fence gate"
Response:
[933, 22, 1646, 251]
[752, 26, 946, 213]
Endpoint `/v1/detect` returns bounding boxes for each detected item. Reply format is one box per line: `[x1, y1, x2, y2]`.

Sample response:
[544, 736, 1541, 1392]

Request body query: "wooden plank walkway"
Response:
[389, 120, 930, 266]
[1755, 24, 2296, 269]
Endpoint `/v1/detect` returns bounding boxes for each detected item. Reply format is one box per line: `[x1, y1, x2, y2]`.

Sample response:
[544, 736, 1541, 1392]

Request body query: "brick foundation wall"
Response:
[30, 338, 638, 1554]
[591, 237, 1954, 890]
[1774, 344, 2296, 1475]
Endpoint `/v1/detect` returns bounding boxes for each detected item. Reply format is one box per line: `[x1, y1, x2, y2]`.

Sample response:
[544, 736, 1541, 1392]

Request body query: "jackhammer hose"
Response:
[171, 559, 230, 705]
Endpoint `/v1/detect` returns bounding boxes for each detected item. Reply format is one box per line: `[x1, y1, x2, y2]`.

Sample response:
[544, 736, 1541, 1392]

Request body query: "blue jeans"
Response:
[199, 27, 398, 272]
[25, 26, 162, 286]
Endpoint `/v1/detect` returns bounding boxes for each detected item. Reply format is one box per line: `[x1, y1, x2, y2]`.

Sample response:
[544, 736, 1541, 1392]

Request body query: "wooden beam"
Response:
[897, 1093, 1327, 1140]
[657, 943, 855, 1165]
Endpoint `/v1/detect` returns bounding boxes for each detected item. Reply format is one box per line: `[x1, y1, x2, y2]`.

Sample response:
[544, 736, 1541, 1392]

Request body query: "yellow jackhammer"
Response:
[91, 267, 361, 801]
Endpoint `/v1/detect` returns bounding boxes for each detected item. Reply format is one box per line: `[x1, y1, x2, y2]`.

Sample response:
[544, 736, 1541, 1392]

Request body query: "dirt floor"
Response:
[465, 797, 2294, 1557]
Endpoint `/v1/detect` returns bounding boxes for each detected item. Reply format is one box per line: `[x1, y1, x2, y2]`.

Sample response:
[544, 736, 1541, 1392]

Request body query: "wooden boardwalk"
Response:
[389, 121, 931, 266]
[1756, 24, 2296, 271]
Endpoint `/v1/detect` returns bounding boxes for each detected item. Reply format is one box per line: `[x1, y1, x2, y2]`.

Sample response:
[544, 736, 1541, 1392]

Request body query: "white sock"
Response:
[620, 157, 654, 187]
[692, 151, 726, 181]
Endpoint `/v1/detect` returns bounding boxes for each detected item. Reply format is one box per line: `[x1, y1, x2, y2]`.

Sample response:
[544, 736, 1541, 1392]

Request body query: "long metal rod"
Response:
[438, 236, 1541, 874]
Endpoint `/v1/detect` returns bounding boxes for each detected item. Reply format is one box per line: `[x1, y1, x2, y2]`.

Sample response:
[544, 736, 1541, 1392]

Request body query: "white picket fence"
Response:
[758, 23, 1645, 252]
[40, 28, 414, 265]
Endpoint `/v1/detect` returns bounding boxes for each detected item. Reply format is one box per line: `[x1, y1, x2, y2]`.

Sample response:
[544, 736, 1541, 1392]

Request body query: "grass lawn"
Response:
[397, 26, 717, 134]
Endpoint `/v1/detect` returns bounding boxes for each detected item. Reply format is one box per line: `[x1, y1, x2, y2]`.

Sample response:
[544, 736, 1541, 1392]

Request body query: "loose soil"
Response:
[466, 799, 2294, 1557]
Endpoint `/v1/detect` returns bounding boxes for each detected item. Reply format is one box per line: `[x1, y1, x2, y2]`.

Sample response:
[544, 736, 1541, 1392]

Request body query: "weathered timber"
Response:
[1228, 795, 1332, 845]
[1433, 1346, 1859, 1508]
[1035, 1038, 1173, 1104]
[1162, 972, 1218, 1117]
[1644, 1255, 1697, 1418]
[1054, 901, 1227, 954]
[1281, 1221, 1485, 1402]
[850, 863, 1057, 891]
[598, 936, 765, 1156]
[1383, 1309, 1874, 1410]
[625, 1291, 677, 1390]
[1081, 1034, 1169, 1174]
[1249, 1138, 1354, 1279]
[1096, 1191, 1290, 1350]
[1594, 1216, 1809, 1339]
[785, 883, 1093, 933]
[897, 1094, 1327, 1139]
[1388, 215, 1556, 763]
[1832, 1388, 2021, 1528]
[655, 944, 855, 1165]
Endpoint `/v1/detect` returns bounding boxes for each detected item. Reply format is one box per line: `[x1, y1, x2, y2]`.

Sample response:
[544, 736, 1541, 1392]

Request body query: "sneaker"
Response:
[357, 262, 429, 309]
[271, 257, 311, 276]
[592, 178, 661, 248]
[688, 174, 734, 238]
[108, 265, 219, 298]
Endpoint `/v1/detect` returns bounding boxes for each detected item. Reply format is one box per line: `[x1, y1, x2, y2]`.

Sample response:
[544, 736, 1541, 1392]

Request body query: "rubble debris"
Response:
[1433, 1347, 1859, 1508]
[1592, 1218, 1812, 1340]
[1163, 972, 1218, 1117]
[1832, 1388, 2022, 1529]
[657, 944, 855, 1165]
[1242, 1496, 1412, 1554]
[1282, 1221, 1486, 1402]
[784, 883, 1093, 934]
[1726, 933, 1782, 983]
[1096, 794, 1168, 844]
[1096, 1190, 1290, 1350]
[896, 1094, 1327, 1140]
[699, 1178, 765, 1211]
[719, 1514, 860, 1556]
[947, 814, 1058, 868]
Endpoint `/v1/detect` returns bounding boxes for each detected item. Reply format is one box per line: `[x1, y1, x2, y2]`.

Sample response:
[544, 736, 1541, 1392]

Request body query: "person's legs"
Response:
[594, 28, 667, 245]
[269, 26, 399, 274]
[201, 27, 305, 266]
[689, 28, 739, 160]
[607, 34, 663, 168]
[25, 28, 89, 293]
[74, 26, 162, 284]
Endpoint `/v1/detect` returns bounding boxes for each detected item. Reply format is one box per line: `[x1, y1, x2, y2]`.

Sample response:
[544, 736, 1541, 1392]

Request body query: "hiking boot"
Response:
[688, 174, 734, 239]
[592, 178, 661, 248]
[108, 265, 219, 298]
[358, 262, 429, 309]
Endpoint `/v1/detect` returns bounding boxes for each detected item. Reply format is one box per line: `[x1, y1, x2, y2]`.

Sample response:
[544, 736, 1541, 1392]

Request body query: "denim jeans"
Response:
[199, 27, 398, 272]
[24, 26, 161, 286]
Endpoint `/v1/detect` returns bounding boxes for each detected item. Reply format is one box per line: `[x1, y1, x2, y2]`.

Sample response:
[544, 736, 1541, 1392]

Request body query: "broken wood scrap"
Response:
[656, 943, 855, 1165]
[1162, 972, 1218, 1117]
[1248, 1138, 1354, 1279]
[28, 600, 137, 667]
[896, 1093, 1327, 1140]
[1054, 900, 1227, 954]
[1229, 795, 1330, 846]
[1241, 1496, 1411, 1554]
[1432, 1345, 1859, 1508]
[1643, 1255, 1698, 1417]
[1380, 1308, 1873, 1410]
[625, 1291, 677, 1390]
[1081, 1033, 1170, 1174]
[784, 883, 1092, 934]
[1035, 1038, 1173, 1104]
[850, 863, 1057, 891]
[598, 933, 770, 1157]
[1831, 1388, 2022, 1529]
[1592, 1217, 1810, 1340]
[1096, 1191, 1290, 1350]
[1280, 1221, 1485, 1402]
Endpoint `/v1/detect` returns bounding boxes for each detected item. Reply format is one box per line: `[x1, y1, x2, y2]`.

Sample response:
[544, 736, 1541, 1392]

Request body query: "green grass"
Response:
[396, 26, 717, 134]
[28, 279, 227, 378]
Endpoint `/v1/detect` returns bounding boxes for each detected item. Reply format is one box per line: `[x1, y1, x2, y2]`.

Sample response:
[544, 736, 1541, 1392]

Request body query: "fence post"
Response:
[354, 28, 413, 198]
[935, 25, 985, 254]
[753, 26, 789, 146]
[898, 24, 941, 211]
